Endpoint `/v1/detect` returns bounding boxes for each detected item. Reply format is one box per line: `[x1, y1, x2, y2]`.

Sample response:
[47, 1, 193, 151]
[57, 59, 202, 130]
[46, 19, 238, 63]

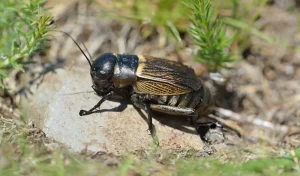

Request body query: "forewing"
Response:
[135, 79, 191, 95]
[136, 56, 201, 93]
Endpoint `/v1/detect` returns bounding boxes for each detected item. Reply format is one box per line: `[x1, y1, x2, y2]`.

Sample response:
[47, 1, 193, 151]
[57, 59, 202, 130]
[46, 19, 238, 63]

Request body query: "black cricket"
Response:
[62, 31, 218, 139]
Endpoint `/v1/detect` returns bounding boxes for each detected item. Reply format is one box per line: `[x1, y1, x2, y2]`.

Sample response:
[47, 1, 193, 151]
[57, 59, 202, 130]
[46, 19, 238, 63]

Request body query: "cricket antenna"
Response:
[58, 30, 93, 68]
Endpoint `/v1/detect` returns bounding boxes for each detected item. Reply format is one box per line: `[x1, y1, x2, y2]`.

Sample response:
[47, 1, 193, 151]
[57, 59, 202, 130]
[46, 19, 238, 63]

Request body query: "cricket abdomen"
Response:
[142, 85, 214, 117]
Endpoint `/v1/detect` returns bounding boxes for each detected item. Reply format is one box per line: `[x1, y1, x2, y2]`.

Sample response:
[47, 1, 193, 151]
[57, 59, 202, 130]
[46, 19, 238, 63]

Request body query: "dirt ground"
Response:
[1, 0, 300, 161]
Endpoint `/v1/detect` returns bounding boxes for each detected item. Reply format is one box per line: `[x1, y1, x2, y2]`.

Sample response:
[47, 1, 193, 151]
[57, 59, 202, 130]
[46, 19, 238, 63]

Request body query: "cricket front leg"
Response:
[79, 91, 114, 116]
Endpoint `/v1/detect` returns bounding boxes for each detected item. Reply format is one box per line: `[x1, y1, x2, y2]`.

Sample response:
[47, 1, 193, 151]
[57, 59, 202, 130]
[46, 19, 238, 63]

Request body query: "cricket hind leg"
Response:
[131, 96, 197, 134]
[148, 103, 224, 143]
[149, 104, 196, 116]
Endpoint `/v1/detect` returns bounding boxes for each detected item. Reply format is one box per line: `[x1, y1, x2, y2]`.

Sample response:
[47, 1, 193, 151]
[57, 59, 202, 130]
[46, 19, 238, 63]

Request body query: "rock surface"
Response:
[21, 61, 204, 155]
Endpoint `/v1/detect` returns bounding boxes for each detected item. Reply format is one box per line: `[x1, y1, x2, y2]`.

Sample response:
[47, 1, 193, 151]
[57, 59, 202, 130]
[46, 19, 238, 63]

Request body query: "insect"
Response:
[62, 31, 217, 140]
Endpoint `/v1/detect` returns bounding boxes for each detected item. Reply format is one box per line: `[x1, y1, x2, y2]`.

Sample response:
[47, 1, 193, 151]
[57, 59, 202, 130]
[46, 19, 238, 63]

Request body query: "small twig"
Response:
[215, 107, 289, 133]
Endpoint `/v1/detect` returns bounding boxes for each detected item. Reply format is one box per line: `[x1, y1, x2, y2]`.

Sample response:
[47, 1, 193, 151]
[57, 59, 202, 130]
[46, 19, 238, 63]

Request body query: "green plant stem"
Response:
[0, 0, 52, 87]
[188, 0, 236, 72]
